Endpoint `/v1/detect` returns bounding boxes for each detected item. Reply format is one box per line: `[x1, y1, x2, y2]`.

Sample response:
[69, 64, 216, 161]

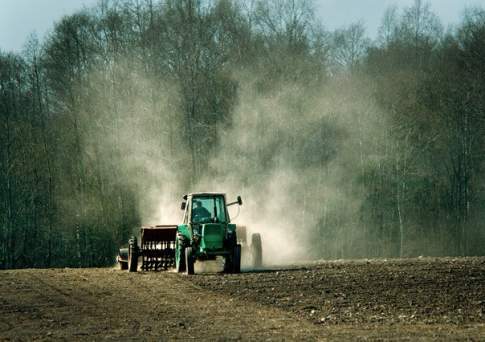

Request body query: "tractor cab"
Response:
[181, 193, 241, 224]
[185, 194, 228, 224]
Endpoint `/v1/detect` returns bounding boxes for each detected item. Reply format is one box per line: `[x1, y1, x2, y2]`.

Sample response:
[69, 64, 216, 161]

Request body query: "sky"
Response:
[1, 0, 485, 53]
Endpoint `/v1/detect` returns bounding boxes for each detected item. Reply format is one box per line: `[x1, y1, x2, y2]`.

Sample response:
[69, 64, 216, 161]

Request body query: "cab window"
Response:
[191, 196, 227, 223]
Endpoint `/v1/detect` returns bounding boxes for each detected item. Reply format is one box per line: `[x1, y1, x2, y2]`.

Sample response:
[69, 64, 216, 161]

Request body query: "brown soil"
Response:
[1, 257, 484, 341]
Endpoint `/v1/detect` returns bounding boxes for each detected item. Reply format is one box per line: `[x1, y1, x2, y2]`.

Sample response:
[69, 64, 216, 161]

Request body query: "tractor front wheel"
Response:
[223, 256, 232, 273]
[176, 245, 186, 273]
[185, 247, 195, 275]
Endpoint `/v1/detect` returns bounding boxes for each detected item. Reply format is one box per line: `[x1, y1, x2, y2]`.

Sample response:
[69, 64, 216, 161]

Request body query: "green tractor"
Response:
[176, 193, 260, 275]
[117, 193, 263, 275]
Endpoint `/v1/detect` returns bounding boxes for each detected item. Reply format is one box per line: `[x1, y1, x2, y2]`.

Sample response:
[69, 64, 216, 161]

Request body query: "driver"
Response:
[192, 201, 211, 220]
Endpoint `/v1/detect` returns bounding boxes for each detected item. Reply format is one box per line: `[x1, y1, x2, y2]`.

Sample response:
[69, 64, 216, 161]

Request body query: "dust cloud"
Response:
[196, 74, 387, 265]
[87, 58, 386, 266]
[83, 61, 187, 228]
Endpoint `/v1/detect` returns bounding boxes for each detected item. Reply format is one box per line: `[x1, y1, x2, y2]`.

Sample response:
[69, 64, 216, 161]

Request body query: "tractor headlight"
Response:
[226, 230, 235, 243]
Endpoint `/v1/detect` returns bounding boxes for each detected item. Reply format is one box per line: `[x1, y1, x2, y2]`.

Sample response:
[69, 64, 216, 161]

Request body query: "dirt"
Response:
[1, 257, 485, 341]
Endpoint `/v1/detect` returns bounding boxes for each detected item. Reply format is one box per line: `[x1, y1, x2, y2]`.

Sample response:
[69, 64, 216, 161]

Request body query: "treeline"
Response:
[1, 0, 485, 269]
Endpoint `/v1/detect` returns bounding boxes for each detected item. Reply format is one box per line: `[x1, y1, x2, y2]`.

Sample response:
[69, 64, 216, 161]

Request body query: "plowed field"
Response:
[1, 257, 484, 340]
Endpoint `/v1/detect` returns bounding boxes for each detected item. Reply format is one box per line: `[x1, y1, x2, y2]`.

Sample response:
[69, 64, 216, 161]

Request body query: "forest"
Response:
[1, 0, 485, 269]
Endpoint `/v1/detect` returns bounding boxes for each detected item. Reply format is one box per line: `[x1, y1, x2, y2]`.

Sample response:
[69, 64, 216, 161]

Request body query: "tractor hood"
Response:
[199, 223, 225, 251]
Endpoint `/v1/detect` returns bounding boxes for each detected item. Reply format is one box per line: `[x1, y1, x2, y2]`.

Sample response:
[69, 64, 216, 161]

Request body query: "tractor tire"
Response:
[176, 245, 186, 273]
[251, 233, 263, 268]
[128, 238, 138, 273]
[185, 247, 195, 275]
[232, 244, 241, 274]
[223, 256, 232, 273]
[119, 261, 128, 270]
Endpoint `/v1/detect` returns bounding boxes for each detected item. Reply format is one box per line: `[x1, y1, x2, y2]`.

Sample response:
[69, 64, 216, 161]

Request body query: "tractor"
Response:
[117, 193, 263, 275]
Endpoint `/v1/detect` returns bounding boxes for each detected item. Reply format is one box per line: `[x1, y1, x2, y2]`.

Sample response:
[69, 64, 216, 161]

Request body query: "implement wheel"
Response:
[185, 247, 194, 275]
[118, 248, 129, 270]
[128, 237, 138, 272]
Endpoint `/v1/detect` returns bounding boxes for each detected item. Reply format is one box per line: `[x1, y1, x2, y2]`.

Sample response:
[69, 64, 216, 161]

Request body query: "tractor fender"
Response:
[177, 224, 191, 240]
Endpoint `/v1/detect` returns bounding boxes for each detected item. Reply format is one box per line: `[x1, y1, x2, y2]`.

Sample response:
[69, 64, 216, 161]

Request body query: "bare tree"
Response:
[331, 21, 370, 72]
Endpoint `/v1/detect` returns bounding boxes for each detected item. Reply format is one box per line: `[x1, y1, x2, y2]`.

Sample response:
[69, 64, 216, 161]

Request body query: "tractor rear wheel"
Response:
[251, 233, 263, 268]
[185, 247, 195, 275]
[233, 244, 241, 273]
[176, 245, 186, 273]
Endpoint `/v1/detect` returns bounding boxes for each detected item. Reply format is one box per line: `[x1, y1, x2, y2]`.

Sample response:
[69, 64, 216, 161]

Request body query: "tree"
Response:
[331, 21, 370, 73]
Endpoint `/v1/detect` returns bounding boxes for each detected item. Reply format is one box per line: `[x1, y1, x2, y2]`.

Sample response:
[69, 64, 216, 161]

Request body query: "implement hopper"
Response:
[140, 225, 177, 271]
